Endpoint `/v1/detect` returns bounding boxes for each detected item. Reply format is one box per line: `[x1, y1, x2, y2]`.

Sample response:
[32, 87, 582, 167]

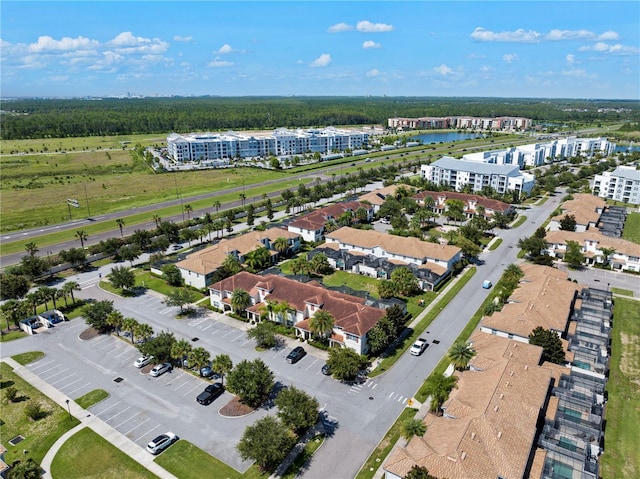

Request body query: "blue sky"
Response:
[2, 1, 638, 99]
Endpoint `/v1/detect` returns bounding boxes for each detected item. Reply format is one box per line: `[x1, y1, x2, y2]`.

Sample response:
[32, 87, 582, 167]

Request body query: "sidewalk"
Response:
[3, 357, 179, 479]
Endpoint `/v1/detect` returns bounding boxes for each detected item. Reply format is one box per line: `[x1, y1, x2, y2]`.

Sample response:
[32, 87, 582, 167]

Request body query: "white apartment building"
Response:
[592, 166, 640, 205]
[166, 127, 368, 162]
[421, 156, 535, 194]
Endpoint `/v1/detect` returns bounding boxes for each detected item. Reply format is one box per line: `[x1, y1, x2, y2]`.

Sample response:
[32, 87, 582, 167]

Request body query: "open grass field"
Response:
[601, 297, 640, 479]
[622, 212, 640, 244]
[50, 426, 159, 479]
[0, 361, 81, 468]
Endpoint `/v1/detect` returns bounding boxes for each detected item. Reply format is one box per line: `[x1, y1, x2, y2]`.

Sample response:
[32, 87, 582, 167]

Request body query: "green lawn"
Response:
[75, 389, 109, 409]
[488, 238, 502, 251]
[50, 427, 159, 479]
[622, 212, 640, 245]
[322, 270, 381, 298]
[611, 287, 634, 297]
[12, 351, 45, 365]
[0, 330, 27, 342]
[601, 297, 640, 479]
[155, 440, 268, 479]
[511, 215, 527, 228]
[0, 362, 81, 468]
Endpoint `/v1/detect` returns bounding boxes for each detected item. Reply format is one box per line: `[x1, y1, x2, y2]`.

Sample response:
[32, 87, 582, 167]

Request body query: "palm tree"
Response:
[230, 289, 251, 315]
[245, 247, 271, 272]
[135, 323, 154, 343]
[309, 310, 335, 340]
[239, 193, 246, 207]
[122, 317, 139, 343]
[272, 300, 292, 325]
[63, 281, 81, 304]
[212, 354, 233, 386]
[171, 338, 193, 367]
[184, 204, 193, 221]
[116, 219, 125, 237]
[401, 418, 427, 440]
[25, 241, 39, 258]
[75, 230, 88, 250]
[422, 374, 458, 414]
[37, 286, 54, 311]
[152, 214, 161, 228]
[213, 200, 221, 215]
[188, 347, 211, 376]
[273, 237, 289, 258]
[106, 310, 125, 336]
[599, 247, 616, 268]
[504, 263, 523, 281]
[448, 341, 477, 371]
[24, 293, 39, 316]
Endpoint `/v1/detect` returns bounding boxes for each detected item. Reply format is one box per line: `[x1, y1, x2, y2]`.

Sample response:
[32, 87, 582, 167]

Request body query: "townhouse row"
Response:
[387, 116, 532, 131]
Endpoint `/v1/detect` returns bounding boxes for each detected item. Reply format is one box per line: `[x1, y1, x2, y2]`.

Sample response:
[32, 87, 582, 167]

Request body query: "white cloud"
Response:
[561, 68, 596, 79]
[566, 54, 575, 65]
[328, 22, 353, 33]
[357, 21, 393, 33]
[502, 53, 519, 63]
[362, 40, 381, 49]
[208, 57, 233, 68]
[471, 27, 541, 43]
[28, 35, 100, 53]
[310, 53, 331, 68]
[597, 30, 620, 41]
[433, 64, 453, 76]
[173, 35, 192, 42]
[107, 32, 169, 55]
[216, 43, 235, 54]
[546, 29, 596, 41]
[578, 42, 639, 55]
[366, 68, 381, 77]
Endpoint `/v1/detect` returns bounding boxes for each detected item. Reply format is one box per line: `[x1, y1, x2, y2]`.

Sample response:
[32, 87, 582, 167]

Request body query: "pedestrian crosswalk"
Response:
[347, 378, 408, 404]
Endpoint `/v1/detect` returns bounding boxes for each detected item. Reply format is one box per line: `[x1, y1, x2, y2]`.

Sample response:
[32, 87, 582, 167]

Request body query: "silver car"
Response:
[146, 431, 177, 454]
[150, 362, 172, 377]
[133, 355, 153, 368]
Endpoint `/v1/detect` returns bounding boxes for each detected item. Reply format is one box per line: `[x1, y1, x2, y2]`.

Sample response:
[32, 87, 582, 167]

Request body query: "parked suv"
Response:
[286, 346, 306, 364]
[150, 362, 172, 377]
[134, 355, 153, 368]
[196, 383, 224, 405]
[146, 432, 177, 454]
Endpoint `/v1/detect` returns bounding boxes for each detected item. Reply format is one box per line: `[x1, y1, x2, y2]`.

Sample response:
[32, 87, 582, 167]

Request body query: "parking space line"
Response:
[105, 405, 131, 423]
[124, 417, 150, 437]
[183, 382, 203, 396]
[29, 359, 55, 371]
[231, 332, 245, 341]
[139, 424, 160, 443]
[114, 410, 140, 429]
[221, 329, 236, 338]
[50, 372, 77, 386]
[68, 382, 92, 396]
[43, 367, 70, 380]
[93, 337, 111, 347]
[38, 364, 62, 375]
[62, 377, 83, 389]
[94, 400, 122, 416]
[305, 358, 319, 371]
[202, 324, 213, 332]
[173, 379, 197, 391]
[114, 348, 133, 359]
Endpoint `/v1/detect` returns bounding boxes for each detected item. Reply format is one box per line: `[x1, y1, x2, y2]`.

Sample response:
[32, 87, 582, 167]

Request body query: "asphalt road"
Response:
[0, 190, 572, 478]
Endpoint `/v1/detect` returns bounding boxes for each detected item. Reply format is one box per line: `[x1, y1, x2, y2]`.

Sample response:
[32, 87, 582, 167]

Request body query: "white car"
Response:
[150, 362, 172, 377]
[133, 355, 153, 368]
[410, 338, 428, 356]
[146, 431, 178, 454]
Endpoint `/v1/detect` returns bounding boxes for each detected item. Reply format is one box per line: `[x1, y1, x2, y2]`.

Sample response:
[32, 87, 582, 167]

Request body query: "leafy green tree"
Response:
[448, 341, 477, 370]
[237, 416, 296, 472]
[0, 273, 30, 300]
[163, 288, 196, 314]
[1, 300, 29, 330]
[158, 221, 180, 242]
[19, 255, 49, 279]
[326, 347, 369, 382]
[247, 321, 277, 349]
[108, 265, 136, 292]
[528, 327, 566, 364]
[230, 288, 251, 314]
[138, 330, 176, 363]
[444, 199, 466, 223]
[564, 240, 585, 269]
[390, 267, 420, 296]
[491, 211, 510, 229]
[24, 399, 47, 421]
[518, 235, 548, 258]
[559, 214, 577, 232]
[226, 358, 275, 408]
[275, 386, 319, 434]
[82, 300, 115, 332]
[162, 264, 183, 286]
[401, 418, 427, 440]
[6, 458, 42, 479]
[453, 236, 482, 260]
[309, 310, 335, 340]
[377, 279, 397, 299]
[212, 354, 233, 386]
[309, 253, 332, 275]
[421, 374, 458, 414]
[188, 347, 211, 376]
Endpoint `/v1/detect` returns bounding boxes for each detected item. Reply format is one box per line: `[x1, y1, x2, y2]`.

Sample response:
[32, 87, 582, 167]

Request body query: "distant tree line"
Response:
[2, 96, 639, 140]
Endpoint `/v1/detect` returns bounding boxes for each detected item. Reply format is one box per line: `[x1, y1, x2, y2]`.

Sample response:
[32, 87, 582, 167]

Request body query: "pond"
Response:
[410, 132, 483, 144]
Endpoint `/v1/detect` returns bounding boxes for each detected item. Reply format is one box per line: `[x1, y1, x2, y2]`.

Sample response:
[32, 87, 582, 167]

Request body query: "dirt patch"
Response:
[219, 395, 255, 417]
[79, 327, 100, 341]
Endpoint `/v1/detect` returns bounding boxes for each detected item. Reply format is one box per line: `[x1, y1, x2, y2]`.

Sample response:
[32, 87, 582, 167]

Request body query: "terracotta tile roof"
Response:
[288, 201, 371, 231]
[384, 332, 551, 479]
[209, 271, 385, 337]
[482, 265, 581, 338]
[529, 449, 547, 479]
[545, 229, 640, 257]
[176, 228, 299, 275]
[550, 193, 606, 226]
[359, 184, 415, 206]
[326, 226, 461, 262]
[413, 190, 513, 214]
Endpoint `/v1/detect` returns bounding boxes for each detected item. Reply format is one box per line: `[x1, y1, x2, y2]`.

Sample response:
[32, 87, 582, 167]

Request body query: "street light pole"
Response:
[65, 399, 71, 420]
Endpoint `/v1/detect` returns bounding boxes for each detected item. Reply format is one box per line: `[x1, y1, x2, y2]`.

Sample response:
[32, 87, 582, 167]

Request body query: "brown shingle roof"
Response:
[359, 184, 415, 206]
[550, 193, 606, 226]
[326, 227, 461, 262]
[413, 190, 513, 214]
[545, 229, 640, 257]
[176, 228, 299, 275]
[288, 201, 371, 231]
[384, 332, 551, 479]
[209, 272, 385, 336]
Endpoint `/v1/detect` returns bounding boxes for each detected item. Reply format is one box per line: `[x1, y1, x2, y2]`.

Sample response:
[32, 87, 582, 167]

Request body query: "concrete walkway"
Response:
[3, 357, 179, 479]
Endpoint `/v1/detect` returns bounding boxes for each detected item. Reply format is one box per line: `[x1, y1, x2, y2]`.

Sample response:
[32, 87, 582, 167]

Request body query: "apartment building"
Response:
[176, 228, 301, 288]
[166, 127, 368, 162]
[358, 184, 416, 213]
[413, 190, 514, 218]
[592, 165, 640, 205]
[421, 156, 535, 194]
[208, 271, 385, 354]
[387, 115, 531, 131]
[287, 201, 374, 242]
